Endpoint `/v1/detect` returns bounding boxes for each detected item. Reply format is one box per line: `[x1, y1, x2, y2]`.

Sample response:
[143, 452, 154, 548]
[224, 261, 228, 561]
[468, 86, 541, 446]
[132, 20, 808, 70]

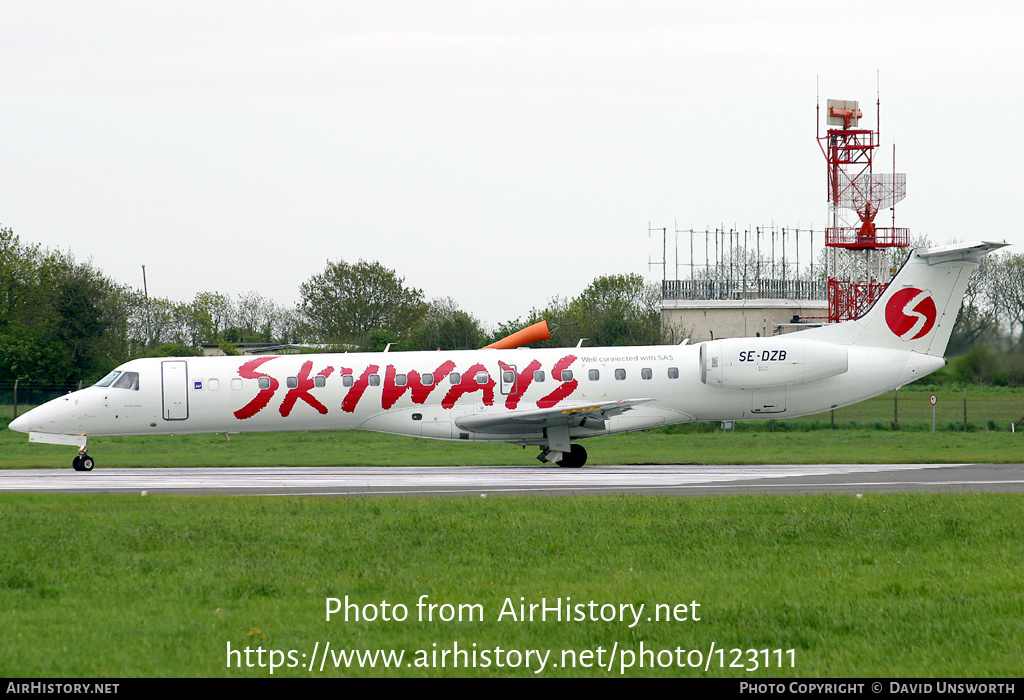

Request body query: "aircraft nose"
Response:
[9, 411, 32, 433]
[8, 399, 76, 435]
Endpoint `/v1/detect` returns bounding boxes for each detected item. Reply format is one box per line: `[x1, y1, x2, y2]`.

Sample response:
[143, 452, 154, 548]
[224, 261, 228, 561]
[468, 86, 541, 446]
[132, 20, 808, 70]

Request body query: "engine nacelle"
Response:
[700, 337, 848, 389]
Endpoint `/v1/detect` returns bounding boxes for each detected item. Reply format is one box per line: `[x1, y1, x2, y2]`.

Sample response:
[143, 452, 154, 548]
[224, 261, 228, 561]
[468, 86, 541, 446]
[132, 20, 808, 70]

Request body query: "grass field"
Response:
[2, 493, 1022, 677]
[4, 426, 1024, 470]
[3, 386, 1024, 469]
[2, 386, 1023, 678]
[3, 385, 1024, 470]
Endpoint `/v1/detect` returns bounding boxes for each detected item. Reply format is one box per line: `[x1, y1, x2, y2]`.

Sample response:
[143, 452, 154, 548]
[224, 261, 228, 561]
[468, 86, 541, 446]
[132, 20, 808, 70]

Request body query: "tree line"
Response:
[1, 226, 663, 384]
[6, 223, 1024, 387]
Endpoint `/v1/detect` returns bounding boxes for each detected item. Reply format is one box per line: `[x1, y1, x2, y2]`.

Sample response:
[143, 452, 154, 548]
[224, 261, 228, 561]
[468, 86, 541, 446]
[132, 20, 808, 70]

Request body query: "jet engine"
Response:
[700, 337, 849, 389]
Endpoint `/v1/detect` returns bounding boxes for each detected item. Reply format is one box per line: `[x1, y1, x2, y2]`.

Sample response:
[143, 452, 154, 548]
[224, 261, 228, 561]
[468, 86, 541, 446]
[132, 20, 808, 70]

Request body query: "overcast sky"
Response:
[2, 1, 1021, 328]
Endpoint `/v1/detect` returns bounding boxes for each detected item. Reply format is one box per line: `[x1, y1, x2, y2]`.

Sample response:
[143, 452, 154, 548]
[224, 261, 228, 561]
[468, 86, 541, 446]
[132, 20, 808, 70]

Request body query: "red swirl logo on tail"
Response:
[885, 288, 937, 341]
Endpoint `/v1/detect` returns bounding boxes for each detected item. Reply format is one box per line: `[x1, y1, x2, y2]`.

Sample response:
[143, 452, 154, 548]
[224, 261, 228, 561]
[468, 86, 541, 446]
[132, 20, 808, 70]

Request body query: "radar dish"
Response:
[830, 172, 906, 212]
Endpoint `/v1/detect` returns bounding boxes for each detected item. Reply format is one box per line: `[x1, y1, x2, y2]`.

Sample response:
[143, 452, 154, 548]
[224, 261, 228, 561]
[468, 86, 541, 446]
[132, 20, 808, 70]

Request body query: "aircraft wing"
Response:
[454, 398, 655, 434]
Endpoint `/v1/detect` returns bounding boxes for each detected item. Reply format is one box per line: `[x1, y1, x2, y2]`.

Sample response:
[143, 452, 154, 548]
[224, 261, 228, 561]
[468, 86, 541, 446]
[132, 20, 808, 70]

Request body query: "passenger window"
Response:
[561, 370, 573, 382]
[112, 372, 140, 390]
[503, 371, 515, 383]
[314, 375, 326, 388]
[450, 373, 461, 384]
[534, 370, 545, 383]
[342, 375, 354, 388]
[258, 377, 271, 390]
[422, 373, 434, 385]
[588, 369, 599, 381]
[286, 376, 298, 389]
[231, 378, 243, 391]
[614, 369, 626, 380]
[641, 368, 652, 380]
[668, 367, 679, 379]
[368, 374, 380, 386]
[395, 373, 407, 387]
[208, 379, 220, 391]
[476, 372, 489, 385]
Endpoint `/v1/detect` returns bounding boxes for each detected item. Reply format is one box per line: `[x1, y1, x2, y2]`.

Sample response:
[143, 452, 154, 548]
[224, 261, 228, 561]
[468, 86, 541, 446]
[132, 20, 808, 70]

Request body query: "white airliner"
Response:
[9, 241, 1003, 471]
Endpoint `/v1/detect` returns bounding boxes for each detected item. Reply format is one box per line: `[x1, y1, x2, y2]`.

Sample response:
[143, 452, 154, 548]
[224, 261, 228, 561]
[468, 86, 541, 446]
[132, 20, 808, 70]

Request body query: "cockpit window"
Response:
[95, 371, 120, 387]
[111, 372, 140, 390]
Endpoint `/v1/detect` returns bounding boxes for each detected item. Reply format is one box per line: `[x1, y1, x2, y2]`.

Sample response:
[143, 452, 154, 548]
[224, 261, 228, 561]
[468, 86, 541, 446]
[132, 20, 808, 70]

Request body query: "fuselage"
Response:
[10, 338, 942, 447]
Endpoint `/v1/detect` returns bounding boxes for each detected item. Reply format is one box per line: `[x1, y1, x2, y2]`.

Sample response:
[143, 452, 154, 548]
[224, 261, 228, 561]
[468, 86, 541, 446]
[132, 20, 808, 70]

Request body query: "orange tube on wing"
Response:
[482, 321, 551, 350]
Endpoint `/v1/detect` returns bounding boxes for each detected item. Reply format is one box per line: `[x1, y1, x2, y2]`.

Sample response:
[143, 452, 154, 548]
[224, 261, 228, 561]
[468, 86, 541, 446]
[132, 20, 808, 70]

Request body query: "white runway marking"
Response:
[0, 463, 968, 495]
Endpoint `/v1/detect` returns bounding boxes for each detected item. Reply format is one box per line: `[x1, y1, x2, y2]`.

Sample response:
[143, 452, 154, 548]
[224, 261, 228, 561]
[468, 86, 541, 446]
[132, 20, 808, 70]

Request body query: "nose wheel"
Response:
[72, 453, 95, 472]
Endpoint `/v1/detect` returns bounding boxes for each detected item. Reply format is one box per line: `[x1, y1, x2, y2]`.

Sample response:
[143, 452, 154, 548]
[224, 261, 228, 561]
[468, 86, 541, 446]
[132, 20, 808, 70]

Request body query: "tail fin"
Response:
[800, 241, 1006, 356]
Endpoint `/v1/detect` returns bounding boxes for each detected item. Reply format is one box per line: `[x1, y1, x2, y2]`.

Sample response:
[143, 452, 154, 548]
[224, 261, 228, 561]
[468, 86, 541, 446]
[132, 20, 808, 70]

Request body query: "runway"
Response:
[2, 463, 1024, 496]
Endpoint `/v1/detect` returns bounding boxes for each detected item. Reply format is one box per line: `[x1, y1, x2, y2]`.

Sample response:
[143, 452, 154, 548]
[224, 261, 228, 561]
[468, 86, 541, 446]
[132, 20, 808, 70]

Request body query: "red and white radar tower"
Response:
[818, 97, 909, 322]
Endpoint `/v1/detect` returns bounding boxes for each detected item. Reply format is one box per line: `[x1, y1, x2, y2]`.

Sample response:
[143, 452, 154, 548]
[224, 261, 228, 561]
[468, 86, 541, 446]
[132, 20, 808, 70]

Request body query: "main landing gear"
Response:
[538, 443, 588, 469]
[537, 423, 588, 468]
[72, 451, 95, 472]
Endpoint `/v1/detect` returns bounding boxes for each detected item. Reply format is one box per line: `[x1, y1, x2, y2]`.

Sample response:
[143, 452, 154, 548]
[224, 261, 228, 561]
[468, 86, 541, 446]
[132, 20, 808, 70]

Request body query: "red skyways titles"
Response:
[280, 361, 335, 416]
[234, 357, 334, 419]
[232, 354, 579, 420]
[233, 357, 279, 419]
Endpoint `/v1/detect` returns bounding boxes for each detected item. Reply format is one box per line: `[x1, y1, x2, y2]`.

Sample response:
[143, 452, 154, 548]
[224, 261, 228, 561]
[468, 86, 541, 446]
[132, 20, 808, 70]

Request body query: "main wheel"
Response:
[557, 444, 587, 468]
[72, 454, 95, 472]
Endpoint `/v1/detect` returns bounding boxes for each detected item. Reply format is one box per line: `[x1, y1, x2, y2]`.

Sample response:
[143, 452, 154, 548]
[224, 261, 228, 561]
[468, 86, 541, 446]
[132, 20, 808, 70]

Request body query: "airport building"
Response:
[654, 226, 828, 341]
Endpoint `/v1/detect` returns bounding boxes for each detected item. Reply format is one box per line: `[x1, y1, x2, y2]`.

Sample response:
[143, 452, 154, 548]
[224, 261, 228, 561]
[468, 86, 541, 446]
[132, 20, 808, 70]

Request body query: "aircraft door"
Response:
[751, 387, 786, 414]
[499, 364, 517, 396]
[161, 360, 189, 420]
